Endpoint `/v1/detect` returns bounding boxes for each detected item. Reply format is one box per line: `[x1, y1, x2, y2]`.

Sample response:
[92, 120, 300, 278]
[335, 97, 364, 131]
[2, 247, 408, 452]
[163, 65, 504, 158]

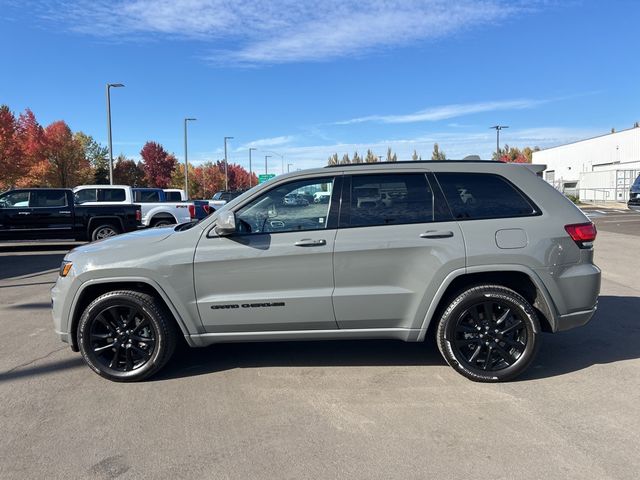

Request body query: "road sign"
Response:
[258, 174, 276, 184]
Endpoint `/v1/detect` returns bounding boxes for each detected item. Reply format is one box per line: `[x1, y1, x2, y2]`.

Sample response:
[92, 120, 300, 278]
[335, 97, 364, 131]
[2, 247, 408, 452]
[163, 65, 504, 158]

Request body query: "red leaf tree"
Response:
[140, 141, 176, 188]
[42, 121, 92, 187]
[0, 105, 23, 190]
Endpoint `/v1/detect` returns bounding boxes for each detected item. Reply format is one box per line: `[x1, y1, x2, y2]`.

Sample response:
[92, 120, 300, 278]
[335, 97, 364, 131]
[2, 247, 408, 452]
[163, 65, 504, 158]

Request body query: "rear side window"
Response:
[100, 188, 126, 202]
[165, 191, 182, 201]
[134, 190, 161, 202]
[436, 173, 537, 220]
[33, 190, 67, 208]
[344, 173, 434, 227]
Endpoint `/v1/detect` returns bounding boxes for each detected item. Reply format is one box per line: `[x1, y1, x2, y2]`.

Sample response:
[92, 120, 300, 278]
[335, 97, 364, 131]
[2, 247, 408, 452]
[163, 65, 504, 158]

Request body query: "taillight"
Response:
[565, 222, 597, 248]
[135, 209, 141, 222]
[188, 204, 196, 219]
[203, 205, 211, 215]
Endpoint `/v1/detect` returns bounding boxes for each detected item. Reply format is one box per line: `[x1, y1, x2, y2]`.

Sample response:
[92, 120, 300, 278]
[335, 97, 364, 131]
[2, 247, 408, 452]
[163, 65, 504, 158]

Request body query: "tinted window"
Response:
[165, 191, 182, 202]
[101, 188, 126, 202]
[74, 188, 97, 204]
[345, 174, 433, 227]
[0, 191, 30, 208]
[134, 190, 161, 202]
[235, 178, 334, 234]
[436, 173, 536, 220]
[33, 190, 67, 208]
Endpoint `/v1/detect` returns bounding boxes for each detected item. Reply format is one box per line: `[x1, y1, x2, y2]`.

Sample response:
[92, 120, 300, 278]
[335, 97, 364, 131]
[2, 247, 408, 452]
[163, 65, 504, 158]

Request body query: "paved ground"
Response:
[1, 214, 639, 480]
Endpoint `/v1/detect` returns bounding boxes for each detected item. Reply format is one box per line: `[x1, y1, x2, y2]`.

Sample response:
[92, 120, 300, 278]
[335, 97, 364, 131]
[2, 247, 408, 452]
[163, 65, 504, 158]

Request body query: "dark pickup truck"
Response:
[0, 188, 141, 241]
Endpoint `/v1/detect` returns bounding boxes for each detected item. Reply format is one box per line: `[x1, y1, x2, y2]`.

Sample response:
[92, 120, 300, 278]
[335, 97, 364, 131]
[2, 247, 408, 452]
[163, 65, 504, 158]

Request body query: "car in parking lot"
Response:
[0, 188, 141, 241]
[51, 160, 600, 383]
[627, 174, 640, 211]
[209, 190, 246, 211]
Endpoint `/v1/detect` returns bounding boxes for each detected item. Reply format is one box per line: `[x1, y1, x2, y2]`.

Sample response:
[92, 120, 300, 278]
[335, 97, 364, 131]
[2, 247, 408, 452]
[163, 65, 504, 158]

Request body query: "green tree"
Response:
[365, 149, 378, 163]
[75, 132, 109, 184]
[431, 143, 446, 160]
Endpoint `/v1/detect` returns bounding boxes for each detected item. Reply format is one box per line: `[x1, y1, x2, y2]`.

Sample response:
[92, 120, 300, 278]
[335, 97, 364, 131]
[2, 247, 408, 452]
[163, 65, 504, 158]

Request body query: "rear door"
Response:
[332, 172, 465, 330]
[194, 175, 340, 333]
[30, 190, 73, 234]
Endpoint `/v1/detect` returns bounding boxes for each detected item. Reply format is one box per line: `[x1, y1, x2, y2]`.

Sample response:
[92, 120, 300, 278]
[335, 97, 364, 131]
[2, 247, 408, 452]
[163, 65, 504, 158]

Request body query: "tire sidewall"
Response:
[439, 287, 540, 382]
[77, 293, 167, 382]
[91, 224, 119, 242]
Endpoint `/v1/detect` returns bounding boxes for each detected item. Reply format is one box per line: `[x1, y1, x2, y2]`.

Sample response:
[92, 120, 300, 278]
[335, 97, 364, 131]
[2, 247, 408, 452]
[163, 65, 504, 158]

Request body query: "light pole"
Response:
[249, 147, 257, 187]
[287, 163, 293, 173]
[264, 150, 284, 174]
[264, 155, 272, 175]
[224, 136, 234, 191]
[183, 118, 196, 199]
[490, 125, 509, 158]
[106, 83, 125, 184]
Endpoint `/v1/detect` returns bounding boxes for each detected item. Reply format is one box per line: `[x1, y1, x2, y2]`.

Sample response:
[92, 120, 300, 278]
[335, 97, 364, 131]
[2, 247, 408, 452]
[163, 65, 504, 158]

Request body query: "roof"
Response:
[325, 160, 499, 168]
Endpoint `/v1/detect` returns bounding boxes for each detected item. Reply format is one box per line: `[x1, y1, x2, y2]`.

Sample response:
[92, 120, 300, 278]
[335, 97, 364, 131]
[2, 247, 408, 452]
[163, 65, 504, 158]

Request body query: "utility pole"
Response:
[249, 148, 257, 187]
[490, 125, 509, 158]
[106, 83, 125, 184]
[183, 118, 196, 199]
[223, 136, 234, 190]
[265, 155, 272, 175]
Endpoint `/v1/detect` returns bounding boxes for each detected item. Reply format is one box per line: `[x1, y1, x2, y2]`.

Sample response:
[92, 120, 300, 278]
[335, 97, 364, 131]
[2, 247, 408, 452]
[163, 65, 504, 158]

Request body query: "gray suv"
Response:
[51, 161, 600, 382]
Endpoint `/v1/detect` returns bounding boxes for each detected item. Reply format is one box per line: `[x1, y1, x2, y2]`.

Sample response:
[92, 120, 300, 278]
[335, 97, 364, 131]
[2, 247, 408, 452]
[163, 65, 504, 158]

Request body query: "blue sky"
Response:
[1, 0, 639, 172]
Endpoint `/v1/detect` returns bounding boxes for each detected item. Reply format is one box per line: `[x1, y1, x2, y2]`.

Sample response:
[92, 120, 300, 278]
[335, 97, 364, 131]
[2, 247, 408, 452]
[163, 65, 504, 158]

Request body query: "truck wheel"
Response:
[151, 218, 175, 227]
[436, 285, 540, 383]
[90, 224, 120, 241]
[77, 290, 178, 382]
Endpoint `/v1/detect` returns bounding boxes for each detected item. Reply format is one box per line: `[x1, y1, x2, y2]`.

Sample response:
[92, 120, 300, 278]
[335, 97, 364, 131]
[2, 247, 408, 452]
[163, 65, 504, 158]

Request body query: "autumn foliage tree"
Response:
[0, 105, 22, 190]
[493, 145, 539, 163]
[140, 141, 177, 188]
[114, 155, 146, 186]
[42, 121, 92, 187]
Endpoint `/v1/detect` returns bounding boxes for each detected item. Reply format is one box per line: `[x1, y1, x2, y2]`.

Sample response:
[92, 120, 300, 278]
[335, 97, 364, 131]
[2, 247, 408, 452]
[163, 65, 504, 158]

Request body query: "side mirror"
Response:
[214, 211, 236, 236]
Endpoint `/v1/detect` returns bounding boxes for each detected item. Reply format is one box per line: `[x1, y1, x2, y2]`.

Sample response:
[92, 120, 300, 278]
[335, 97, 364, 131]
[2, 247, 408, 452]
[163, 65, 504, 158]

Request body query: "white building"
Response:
[532, 125, 640, 202]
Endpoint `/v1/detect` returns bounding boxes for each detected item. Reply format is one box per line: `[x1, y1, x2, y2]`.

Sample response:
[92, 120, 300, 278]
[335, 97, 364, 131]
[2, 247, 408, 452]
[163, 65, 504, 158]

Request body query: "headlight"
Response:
[59, 261, 73, 277]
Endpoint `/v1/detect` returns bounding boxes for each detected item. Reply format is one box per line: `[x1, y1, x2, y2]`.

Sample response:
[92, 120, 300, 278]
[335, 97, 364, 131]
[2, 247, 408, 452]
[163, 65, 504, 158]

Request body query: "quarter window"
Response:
[436, 173, 537, 220]
[344, 174, 434, 227]
[235, 178, 334, 234]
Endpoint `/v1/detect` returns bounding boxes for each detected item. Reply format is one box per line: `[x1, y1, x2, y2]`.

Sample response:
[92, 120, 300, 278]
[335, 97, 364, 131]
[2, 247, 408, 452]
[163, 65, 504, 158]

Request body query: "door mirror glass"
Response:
[214, 211, 236, 236]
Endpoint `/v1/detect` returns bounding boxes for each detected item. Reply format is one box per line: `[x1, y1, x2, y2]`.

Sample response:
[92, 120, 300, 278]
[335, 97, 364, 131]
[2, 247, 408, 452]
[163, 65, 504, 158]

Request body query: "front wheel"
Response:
[436, 285, 540, 382]
[77, 291, 177, 382]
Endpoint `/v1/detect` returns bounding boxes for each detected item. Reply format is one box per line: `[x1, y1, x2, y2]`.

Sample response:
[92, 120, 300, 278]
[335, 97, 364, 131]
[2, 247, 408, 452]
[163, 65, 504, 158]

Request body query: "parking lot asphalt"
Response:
[1, 214, 639, 480]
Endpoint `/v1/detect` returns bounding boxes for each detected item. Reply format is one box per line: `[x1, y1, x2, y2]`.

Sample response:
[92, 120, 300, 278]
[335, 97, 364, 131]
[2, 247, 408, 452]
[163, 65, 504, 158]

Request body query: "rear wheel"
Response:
[90, 223, 120, 241]
[436, 285, 540, 382]
[151, 217, 175, 227]
[77, 290, 177, 382]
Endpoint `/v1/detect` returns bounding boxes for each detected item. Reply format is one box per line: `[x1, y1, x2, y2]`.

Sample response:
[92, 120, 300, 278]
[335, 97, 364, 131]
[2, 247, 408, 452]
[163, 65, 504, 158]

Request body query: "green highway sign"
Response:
[258, 174, 276, 184]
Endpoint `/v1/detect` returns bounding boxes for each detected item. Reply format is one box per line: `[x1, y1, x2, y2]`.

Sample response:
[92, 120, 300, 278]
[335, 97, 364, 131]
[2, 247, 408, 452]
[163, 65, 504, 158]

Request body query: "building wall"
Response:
[532, 126, 640, 185]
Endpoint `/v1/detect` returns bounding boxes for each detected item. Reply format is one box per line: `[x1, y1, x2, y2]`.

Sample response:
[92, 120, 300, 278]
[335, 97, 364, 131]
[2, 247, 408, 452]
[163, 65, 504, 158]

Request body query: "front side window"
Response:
[344, 173, 434, 227]
[235, 177, 334, 234]
[33, 190, 67, 208]
[74, 189, 97, 204]
[0, 191, 30, 208]
[101, 188, 126, 202]
[436, 173, 537, 220]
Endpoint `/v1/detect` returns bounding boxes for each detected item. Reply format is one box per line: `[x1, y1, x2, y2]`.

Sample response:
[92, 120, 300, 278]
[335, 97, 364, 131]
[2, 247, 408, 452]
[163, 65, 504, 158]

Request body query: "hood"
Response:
[68, 226, 175, 257]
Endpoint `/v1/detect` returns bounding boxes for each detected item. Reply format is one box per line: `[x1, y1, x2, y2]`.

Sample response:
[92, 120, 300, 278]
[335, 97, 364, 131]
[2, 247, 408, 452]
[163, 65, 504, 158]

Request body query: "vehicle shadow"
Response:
[522, 295, 640, 380]
[155, 295, 640, 382]
[0, 253, 66, 280]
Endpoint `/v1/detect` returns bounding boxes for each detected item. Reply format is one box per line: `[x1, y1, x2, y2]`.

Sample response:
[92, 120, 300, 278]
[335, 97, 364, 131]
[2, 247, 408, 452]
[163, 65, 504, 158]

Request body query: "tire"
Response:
[151, 217, 175, 227]
[436, 285, 540, 382]
[77, 290, 178, 382]
[90, 223, 120, 242]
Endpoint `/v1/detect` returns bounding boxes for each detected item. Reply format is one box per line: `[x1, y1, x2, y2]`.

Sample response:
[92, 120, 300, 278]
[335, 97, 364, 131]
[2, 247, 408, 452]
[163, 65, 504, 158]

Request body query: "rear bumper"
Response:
[555, 304, 597, 332]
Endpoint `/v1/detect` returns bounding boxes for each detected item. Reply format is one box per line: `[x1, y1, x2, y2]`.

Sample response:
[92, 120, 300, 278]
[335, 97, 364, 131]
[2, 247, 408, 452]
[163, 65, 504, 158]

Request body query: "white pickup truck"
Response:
[73, 185, 194, 227]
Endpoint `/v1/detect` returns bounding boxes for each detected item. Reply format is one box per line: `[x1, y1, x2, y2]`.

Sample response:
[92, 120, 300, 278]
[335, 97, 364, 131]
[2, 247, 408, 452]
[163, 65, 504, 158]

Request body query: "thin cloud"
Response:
[241, 135, 295, 149]
[335, 99, 547, 125]
[32, 0, 539, 65]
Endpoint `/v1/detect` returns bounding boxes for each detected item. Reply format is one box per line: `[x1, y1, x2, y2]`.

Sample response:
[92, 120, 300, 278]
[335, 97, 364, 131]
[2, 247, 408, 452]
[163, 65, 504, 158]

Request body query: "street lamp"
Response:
[264, 150, 284, 174]
[249, 147, 257, 187]
[224, 136, 234, 190]
[287, 163, 293, 173]
[490, 125, 509, 158]
[106, 83, 125, 185]
[183, 118, 197, 199]
[264, 155, 272, 175]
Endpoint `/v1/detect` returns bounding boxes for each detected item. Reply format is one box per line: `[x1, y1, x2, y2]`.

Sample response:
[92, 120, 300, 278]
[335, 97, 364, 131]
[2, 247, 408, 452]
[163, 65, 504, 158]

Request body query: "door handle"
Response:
[420, 230, 454, 239]
[294, 239, 327, 247]
[18, 211, 31, 215]
[59, 211, 71, 214]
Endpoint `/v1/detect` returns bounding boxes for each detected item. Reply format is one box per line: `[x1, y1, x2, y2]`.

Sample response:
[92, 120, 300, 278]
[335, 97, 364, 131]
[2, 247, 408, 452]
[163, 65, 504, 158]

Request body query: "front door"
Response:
[332, 172, 465, 330]
[0, 190, 33, 234]
[194, 176, 341, 332]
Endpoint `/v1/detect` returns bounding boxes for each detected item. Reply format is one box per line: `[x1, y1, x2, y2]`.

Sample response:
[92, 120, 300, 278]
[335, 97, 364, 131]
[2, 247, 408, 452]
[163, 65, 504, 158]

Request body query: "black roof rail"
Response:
[324, 159, 500, 168]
